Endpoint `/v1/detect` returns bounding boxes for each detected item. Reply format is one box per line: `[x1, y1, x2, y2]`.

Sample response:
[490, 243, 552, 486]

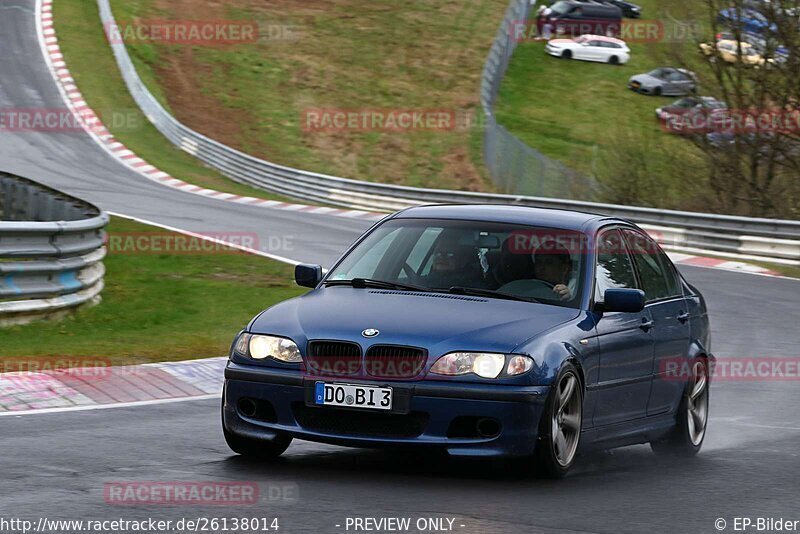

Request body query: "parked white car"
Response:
[545, 34, 631, 65]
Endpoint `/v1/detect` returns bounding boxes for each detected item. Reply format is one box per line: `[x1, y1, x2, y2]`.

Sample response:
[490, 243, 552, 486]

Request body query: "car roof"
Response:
[579, 34, 626, 45]
[391, 204, 622, 232]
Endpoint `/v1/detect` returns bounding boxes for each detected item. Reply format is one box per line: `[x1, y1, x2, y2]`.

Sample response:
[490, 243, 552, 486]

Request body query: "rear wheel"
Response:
[608, 55, 620, 65]
[534, 363, 583, 478]
[651, 358, 709, 456]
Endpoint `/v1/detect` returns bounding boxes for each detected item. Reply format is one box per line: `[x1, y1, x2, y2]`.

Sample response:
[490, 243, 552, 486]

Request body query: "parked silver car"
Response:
[628, 67, 697, 96]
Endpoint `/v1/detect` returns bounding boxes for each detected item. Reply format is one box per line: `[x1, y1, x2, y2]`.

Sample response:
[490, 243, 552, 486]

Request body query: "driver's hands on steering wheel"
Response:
[553, 284, 572, 301]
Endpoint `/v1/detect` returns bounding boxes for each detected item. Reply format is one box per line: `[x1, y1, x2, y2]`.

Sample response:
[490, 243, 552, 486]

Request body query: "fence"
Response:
[95, 0, 800, 264]
[479, 0, 595, 198]
[0, 172, 108, 325]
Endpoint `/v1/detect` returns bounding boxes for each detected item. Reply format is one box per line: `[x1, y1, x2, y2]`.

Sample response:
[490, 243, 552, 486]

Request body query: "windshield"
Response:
[327, 218, 587, 308]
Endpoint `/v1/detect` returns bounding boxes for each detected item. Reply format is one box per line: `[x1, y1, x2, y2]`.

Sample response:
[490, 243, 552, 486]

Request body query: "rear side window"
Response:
[622, 230, 682, 301]
[594, 228, 638, 301]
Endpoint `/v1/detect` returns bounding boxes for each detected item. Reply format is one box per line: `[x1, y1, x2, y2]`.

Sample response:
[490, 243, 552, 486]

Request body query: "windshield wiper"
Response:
[447, 286, 540, 303]
[324, 278, 432, 292]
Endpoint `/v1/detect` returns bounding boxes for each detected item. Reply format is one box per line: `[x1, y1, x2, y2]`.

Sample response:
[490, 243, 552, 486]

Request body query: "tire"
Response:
[651, 358, 709, 457]
[653, 87, 662, 97]
[608, 55, 620, 65]
[533, 363, 583, 478]
[561, 50, 572, 60]
[221, 399, 292, 458]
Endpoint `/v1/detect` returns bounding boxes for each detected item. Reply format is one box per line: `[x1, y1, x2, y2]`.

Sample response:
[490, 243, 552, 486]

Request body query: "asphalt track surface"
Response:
[1, 1, 799, 532]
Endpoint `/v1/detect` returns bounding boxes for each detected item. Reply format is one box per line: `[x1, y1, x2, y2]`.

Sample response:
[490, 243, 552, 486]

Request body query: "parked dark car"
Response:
[629, 67, 697, 96]
[656, 96, 728, 135]
[222, 205, 713, 478]
[718, 7, 777, 34]
[540, 0, 624, 38]
[599, 0, 642, 18]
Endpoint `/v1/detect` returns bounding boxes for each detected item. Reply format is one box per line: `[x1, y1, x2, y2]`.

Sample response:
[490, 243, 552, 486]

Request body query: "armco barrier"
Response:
[94, 0, 800, 264]
[0, 172, 108, 325]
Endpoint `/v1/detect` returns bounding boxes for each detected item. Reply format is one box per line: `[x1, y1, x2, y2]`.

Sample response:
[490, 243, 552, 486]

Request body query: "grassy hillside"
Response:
[95, 0, 509, 191]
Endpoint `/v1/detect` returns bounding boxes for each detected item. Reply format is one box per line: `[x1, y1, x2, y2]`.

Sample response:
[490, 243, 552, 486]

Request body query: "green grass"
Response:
[0, 217, 305, 364]
[53, 0, 300, 204]
[90, 0, 509, 191]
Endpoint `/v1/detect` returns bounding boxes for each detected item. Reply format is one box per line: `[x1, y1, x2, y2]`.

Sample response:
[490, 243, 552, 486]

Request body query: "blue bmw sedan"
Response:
[222, 205, 712, 477]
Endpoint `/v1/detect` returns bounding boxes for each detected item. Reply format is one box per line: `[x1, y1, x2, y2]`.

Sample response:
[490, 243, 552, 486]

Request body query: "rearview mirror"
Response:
[476, 234, 500, 249]
[295, 264, 323, 288]
[599, 289, 645, 313]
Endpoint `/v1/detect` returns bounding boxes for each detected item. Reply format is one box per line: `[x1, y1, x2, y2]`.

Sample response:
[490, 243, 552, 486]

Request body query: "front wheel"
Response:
[533, 363, 583, 478]
[651, 358, 709, 456]
[561, 49, 572, 60]
[222, 399, 292, 458]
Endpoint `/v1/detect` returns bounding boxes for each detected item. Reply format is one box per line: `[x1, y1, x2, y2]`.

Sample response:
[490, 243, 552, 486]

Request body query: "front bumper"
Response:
[545, 45, 563, 57]
[223, 362, 550, 458]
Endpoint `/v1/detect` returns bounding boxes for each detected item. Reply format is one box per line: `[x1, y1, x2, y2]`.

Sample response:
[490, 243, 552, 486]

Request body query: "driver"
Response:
[532, 243, 573, 301]
[498, 241, 575, 301]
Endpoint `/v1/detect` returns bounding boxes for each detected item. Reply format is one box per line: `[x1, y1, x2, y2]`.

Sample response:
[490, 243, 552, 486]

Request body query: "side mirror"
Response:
[599, 289, 645, 313]
[295, 264, 323, 288]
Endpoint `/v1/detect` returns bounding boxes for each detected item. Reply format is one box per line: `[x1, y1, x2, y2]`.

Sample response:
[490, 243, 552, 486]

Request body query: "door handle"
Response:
[640, 318, 655, 331]
[677, 311, 690, 323]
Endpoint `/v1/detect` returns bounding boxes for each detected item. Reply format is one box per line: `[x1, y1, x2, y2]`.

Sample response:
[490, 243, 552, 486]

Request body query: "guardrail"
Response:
[0, 172, 108, 325]
[95, 0, 800, 264]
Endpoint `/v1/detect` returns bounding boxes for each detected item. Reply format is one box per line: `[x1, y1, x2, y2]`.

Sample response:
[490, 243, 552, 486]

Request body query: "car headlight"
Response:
[430, 352, 534, 379]
[235, 333, 303, 363]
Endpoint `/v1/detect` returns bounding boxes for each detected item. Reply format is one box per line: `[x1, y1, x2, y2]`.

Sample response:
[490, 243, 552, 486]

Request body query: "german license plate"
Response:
[314, 382, 392, 411]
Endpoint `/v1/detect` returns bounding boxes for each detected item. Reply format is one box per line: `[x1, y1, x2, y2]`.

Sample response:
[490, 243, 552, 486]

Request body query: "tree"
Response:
[669, 0, 799, 218]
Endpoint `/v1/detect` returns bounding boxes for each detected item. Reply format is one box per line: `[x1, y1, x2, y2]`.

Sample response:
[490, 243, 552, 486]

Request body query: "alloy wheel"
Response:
[687, 361, 709, 446]
[551, 373, 581, 466]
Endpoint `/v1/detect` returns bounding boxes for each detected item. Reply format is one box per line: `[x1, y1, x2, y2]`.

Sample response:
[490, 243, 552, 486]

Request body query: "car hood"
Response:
[547, 39, 574, 46]
[249, 287, 580, 355]
[630, 74, 661, 86]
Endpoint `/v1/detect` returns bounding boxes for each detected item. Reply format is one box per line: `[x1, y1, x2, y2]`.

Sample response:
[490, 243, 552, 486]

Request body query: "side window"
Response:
[622, 230, 681, 301]
[594, 228, 638, 302]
